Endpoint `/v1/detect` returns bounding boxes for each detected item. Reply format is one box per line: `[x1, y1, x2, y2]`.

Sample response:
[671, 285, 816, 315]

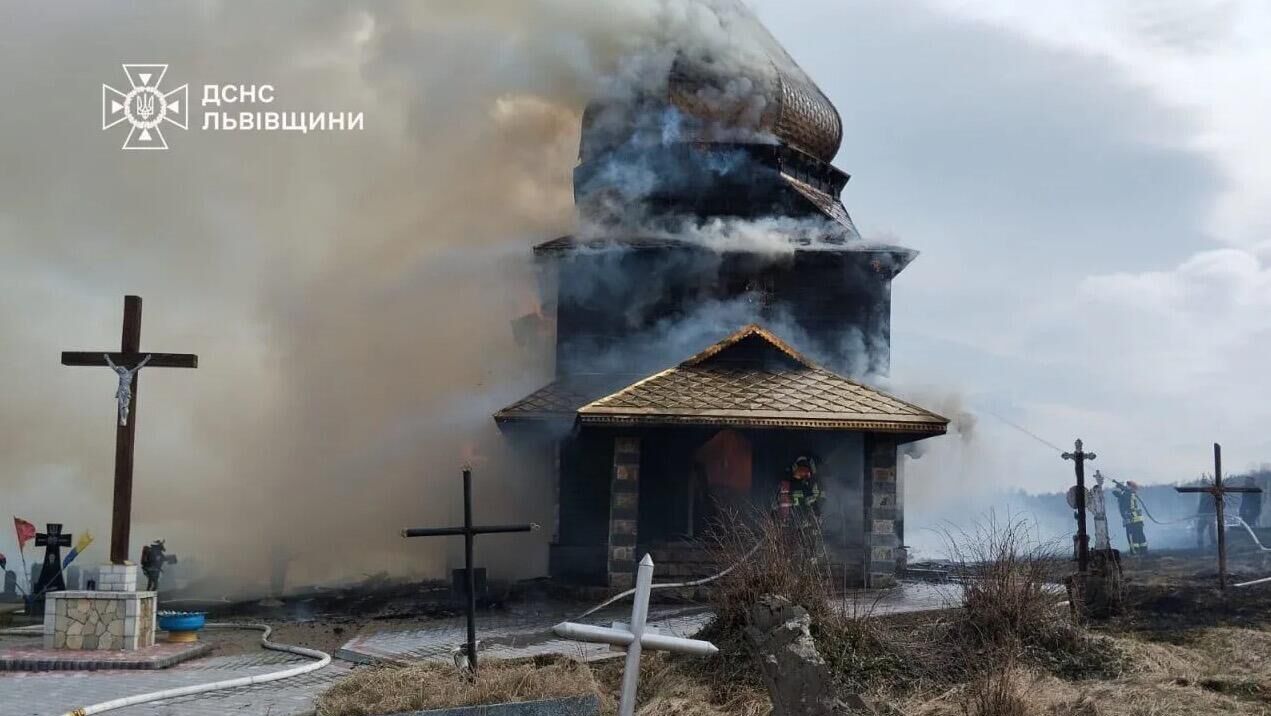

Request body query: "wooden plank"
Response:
[61, 352, 198, 368]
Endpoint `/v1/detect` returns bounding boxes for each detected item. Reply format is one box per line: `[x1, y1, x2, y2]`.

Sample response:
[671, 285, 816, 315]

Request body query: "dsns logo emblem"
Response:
[102, 64, 188, 150]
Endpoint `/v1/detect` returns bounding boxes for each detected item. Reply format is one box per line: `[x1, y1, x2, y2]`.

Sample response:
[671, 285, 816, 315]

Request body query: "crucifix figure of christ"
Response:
[1062, 439, 1096, 574]
[401, 468, 539, 672]
[61, 296, 198, 565]
[1176, 443, 1261, 592]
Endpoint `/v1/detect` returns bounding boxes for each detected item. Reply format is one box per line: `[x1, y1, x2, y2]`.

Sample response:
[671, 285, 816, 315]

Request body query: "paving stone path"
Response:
[338, 602, 715, 665]
[0, 651, 353, 716]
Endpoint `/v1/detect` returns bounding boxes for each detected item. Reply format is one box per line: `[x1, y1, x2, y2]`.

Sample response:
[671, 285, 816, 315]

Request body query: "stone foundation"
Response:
[44, 590, 157, 650]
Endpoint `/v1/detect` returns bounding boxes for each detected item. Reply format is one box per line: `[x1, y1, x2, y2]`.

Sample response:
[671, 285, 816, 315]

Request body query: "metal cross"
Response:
[1175, 443, 1261, 592]
[553, 554, 718, 716]
[401, 468, 538, 671]
[33, 524, 72, 597]
[61, 296, 199, 564]
[1062, 439, 1096, 573]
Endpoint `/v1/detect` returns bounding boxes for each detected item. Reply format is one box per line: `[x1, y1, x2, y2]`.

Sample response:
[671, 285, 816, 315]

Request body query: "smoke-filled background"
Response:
[2, 0, 1269, 592]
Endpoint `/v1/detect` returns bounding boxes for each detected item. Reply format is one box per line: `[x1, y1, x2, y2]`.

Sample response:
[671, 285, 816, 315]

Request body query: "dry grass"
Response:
[959, 660, 1029, 716]
[315, 655, 596, 716]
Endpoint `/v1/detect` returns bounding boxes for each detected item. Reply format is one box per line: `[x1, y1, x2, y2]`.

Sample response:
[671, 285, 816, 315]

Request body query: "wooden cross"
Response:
[1062, 439, 1096, 573]
[1175, 443, 1261, 592]
[33, 524, 72, 596]
[401, 468, 538, 671]
[61, 296, 198, 565]
[553, 554, 718, 716]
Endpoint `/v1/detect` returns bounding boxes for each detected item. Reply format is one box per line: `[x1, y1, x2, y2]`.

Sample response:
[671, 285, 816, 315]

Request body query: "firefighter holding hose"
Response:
[1111, 480, 1149, 555]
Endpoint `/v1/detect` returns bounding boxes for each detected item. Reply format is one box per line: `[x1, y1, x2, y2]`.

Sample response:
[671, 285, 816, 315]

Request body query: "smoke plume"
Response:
[3, 0, 881, 596]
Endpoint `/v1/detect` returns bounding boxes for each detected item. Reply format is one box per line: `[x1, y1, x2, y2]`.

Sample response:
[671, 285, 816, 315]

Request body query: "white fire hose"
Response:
[57, 623, 330, 716]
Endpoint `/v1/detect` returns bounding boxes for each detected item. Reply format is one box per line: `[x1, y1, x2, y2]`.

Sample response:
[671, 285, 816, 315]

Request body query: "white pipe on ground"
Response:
[58, 622, 330, 716]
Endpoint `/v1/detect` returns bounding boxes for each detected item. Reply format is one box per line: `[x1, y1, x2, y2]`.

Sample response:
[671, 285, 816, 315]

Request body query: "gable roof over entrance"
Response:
[495, 324, 948, 438]
[577, 325, 947, 434]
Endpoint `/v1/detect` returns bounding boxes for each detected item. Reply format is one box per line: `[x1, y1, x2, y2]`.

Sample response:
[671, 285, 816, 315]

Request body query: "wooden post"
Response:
[1215, 444, 1228, 591]
[112, 296, 141, 565]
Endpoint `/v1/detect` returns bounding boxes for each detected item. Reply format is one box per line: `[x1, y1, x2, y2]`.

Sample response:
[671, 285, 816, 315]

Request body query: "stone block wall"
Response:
[865, 437, 900, 588]
[607, 437, 640, 588]
[44, 591, 157, 650]
[96, 564, 139, 591]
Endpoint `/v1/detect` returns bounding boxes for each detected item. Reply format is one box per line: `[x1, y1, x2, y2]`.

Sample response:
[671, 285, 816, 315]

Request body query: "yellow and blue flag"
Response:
[62, 532, 94, 568]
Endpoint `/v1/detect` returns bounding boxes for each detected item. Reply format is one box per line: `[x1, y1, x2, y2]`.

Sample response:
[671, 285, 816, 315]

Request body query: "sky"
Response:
[745, 0, 1271, 523]
[0, 0, 1267, 585]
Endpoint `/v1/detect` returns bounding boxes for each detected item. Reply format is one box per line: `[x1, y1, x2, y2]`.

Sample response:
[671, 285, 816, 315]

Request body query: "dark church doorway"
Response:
[687, 429, 753, 537]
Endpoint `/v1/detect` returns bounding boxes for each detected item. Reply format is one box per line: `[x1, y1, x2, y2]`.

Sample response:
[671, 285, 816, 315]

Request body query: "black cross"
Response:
[33, 524, 72, 596]
[61, 295, 198, 564]
[1062, 439, 1096, 574]
[401, 468, 538, 671]
[1176, 443, 1261, 592]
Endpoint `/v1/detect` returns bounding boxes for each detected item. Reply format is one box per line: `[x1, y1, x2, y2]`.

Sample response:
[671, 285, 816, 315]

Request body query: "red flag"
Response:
[13, 518, 36, 551]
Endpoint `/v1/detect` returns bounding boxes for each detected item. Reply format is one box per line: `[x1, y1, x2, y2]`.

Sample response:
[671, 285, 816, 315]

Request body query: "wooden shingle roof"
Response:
[576, 325, 948, 434]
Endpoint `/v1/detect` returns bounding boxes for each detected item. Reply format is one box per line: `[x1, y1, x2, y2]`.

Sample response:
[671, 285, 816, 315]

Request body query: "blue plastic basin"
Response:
[158, 611, 206, 632]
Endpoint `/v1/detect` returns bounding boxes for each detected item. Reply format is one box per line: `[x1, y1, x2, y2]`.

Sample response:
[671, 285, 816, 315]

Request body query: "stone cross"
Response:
[552, 554, 719, 716]
[1062, 439, 1096, 574]
[1176, 443, 1261, 592]
[61, 295, 199, 564]
[33, 524, 72, 597]
[401, 468, 539, 671]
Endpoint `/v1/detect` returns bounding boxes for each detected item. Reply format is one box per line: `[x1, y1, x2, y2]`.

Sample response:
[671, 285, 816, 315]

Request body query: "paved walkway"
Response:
[338, 603, 715, 665]
[0, 650, 353, 716]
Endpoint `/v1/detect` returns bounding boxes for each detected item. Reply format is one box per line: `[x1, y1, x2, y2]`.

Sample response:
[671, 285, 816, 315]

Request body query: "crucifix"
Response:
[553, 554, 718, 716]
[32, 524, 72, 596]
[61, 296, 198, 565]
[1176, 443, 1260, 592]
[401, 468, 539, 671]
[1062, 439, 1096, 574]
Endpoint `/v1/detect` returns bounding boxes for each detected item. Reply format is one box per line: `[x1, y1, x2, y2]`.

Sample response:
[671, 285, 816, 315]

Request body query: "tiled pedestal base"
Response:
[44, 587, 157, 650]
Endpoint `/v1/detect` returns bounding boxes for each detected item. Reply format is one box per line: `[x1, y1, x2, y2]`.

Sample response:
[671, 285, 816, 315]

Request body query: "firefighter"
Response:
[776, 456, 822, 528]
[1112, 481, 1148, 555]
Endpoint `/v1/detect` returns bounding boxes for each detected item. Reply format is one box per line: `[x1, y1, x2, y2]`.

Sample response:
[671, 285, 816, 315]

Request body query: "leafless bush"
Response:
[704, 506, 835, 628]
[942, 515, 1064, 649]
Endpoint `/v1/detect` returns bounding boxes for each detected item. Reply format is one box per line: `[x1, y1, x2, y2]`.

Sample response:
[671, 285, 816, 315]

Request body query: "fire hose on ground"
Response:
[53, 623, 330, 716]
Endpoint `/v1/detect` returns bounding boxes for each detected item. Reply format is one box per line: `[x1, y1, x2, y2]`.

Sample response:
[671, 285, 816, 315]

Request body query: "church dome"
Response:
[580, 2, 842, 164]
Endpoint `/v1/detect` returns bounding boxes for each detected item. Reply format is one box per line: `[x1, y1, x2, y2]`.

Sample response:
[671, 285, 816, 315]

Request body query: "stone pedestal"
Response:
[43, 566, 157, 651]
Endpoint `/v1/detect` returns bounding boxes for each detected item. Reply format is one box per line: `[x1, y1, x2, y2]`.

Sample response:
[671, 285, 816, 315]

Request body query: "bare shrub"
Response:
[943, 515, 1062, 648]
[699, 507, 915, 695]
[942, 515, 1127, 681]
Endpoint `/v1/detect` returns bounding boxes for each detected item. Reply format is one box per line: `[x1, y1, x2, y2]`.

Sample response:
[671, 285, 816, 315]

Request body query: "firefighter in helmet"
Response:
[1112, 480, 1148, 555]
[777, 456, 822, 528]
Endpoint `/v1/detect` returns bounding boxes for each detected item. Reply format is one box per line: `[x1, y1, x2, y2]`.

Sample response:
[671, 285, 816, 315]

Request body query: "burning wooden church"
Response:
[496, 4, 948, 588]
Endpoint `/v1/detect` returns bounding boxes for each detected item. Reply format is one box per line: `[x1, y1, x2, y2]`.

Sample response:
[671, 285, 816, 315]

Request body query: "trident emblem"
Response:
[102, 64, 188, 150]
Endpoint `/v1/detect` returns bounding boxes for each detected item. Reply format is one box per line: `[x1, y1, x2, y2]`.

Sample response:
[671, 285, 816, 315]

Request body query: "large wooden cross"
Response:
[1176, 443, 1261, 592]
[401, 468, 538, 671]
[1062, 439, 1096, 574]
[61, 296, 198, 565]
